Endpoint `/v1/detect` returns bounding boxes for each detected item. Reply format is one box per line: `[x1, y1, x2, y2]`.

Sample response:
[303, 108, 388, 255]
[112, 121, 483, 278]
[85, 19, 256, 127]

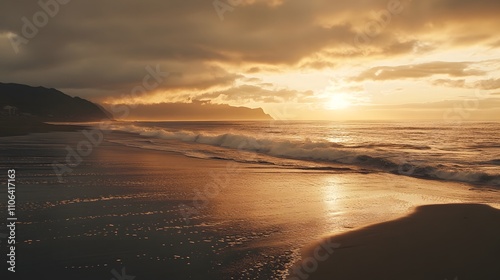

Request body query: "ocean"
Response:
[107, 121, 500, 187]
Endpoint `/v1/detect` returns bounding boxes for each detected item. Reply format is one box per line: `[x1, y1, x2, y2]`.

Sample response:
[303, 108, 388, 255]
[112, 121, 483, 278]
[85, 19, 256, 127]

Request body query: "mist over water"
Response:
[105, 121, 500, 187]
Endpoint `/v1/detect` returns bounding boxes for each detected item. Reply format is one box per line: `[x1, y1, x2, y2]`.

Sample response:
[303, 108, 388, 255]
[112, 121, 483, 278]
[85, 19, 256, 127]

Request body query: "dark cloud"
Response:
[0, 0, 499, 104]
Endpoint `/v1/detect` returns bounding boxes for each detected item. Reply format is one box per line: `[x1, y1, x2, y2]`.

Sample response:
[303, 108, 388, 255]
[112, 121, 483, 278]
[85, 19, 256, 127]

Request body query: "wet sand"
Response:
[0, 118, 85, 137]
[298, 204, 500, 280]
[0, 131, 499, 279]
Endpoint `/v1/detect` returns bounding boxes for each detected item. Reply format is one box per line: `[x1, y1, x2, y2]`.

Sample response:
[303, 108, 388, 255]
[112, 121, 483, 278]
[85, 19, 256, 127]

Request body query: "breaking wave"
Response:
[106, 124, 500, 187]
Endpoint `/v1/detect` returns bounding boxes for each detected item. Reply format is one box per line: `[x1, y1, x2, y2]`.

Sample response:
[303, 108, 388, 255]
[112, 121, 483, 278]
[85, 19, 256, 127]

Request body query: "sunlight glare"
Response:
[326, 94, 352, 110]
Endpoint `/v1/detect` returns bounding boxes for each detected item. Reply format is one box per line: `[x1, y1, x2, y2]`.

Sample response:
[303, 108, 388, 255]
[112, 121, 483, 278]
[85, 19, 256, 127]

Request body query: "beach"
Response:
[1, 129, 499, 279]
[300, 204, 500, 280]
[0, 118, 85, 137]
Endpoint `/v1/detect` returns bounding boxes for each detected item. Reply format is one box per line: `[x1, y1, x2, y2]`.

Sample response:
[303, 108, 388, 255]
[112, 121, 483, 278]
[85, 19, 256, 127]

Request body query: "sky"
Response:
[1, 0, 500, 120]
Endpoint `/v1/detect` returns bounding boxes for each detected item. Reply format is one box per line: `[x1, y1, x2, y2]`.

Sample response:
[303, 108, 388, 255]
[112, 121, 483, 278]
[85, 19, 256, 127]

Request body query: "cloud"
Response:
[0, 0, 499, 116]
[0, 0, 357, 100]
[476, 78, 500, 90]
[432, 78, 500, 90]
[194, 85, 313, 104]
[353, 61, 485, 82]
[432, 79, 467, 88]
[371, 98, 500, 110]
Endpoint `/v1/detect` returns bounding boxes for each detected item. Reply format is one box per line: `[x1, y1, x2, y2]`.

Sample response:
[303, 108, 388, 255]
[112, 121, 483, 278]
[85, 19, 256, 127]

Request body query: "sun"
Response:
[325, 94, 352, 110]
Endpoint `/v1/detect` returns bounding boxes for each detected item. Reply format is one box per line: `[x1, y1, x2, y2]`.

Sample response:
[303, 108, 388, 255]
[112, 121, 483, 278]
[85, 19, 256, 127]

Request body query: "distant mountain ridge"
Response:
[0, 82, 112, 121]
[0, 82, 273, 121]
[105, 100, 274, 121]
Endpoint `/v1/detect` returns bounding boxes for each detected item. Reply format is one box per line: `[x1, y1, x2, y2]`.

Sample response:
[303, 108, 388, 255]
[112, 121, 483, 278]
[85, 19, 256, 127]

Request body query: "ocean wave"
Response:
[348, 143, 432, 150]
[107, 124, 500, 187]
[481, 159, 500, 165]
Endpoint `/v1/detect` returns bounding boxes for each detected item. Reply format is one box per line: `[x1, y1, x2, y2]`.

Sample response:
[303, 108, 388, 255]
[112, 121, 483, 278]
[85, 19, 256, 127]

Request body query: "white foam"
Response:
[105, 124, 500, 186]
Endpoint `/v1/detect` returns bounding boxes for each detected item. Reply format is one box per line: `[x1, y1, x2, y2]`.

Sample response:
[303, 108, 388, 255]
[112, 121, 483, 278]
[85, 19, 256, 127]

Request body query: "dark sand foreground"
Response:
[298, 204, 500, 280]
